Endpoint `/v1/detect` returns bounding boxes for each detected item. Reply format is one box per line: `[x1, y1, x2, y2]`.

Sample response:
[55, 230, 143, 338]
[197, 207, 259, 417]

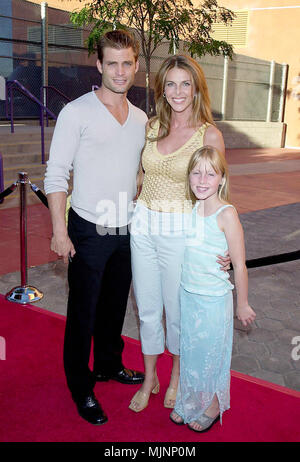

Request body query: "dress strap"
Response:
[201, 122, 210, 130]
[147, 118, 160, 137]
[215, 204, 235, 216]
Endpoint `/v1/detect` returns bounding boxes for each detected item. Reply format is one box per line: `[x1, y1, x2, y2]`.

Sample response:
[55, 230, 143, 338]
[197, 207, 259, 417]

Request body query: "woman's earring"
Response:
[163, 92, 166, 98]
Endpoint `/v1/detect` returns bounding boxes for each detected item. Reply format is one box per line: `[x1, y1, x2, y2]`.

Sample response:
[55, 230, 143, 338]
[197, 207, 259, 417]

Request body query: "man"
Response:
[44, 30, 147, 425]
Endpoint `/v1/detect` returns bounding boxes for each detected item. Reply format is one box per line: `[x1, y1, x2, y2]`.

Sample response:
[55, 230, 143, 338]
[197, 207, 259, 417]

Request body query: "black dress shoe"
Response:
[95, 367, 145, 385]
[75, 393, 108, 425]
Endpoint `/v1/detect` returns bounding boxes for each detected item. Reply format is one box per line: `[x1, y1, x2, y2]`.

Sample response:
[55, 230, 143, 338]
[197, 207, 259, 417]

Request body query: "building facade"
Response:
[10, 0, 300, 147]
[213, 0, 300, 147]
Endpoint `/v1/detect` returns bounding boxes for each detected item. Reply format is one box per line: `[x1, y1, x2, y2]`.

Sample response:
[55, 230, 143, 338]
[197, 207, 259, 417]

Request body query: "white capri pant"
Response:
[130, 203, 190, 355]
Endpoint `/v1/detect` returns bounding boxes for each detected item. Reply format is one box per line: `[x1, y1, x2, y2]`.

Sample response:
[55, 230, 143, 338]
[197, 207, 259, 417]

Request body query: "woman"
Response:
[129, 55, 229, 412]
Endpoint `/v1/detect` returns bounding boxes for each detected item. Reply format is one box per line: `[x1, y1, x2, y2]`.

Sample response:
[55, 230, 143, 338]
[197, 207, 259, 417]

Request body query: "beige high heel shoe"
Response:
[129, 382, 160, 413]
[164, 387, 177, 409]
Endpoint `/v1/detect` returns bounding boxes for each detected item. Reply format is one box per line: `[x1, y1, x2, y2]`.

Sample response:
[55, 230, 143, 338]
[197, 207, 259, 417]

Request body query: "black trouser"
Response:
[63, 208, 132, 402]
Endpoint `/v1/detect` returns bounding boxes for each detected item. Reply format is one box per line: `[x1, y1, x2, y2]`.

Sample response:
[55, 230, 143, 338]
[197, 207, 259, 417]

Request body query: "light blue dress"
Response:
[174, 203, 234, 424]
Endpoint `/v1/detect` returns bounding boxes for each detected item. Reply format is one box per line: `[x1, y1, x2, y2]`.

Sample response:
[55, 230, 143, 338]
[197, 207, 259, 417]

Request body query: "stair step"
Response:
[2, 152, 49, 166]
[0, 141, 51, 155]
[0, 123, 74, 210]
[0, 126, 55, 143]
[0, 119, 56, 126]
[3, 163, 47, 181]
[4, 175, 45, 187]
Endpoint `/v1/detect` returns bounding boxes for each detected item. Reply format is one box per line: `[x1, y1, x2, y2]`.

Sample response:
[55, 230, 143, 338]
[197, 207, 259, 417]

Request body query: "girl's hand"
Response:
[217, 251, 231, 272]
[236, 304, 256, 327]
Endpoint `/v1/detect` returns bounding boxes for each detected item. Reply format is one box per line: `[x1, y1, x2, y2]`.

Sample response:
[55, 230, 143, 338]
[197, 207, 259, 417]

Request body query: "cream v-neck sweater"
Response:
[44, 91, 147, 227]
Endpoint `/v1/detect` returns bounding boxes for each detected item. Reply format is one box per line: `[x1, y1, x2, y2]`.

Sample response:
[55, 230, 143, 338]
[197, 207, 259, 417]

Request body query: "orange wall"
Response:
[28, 0, 83, 11]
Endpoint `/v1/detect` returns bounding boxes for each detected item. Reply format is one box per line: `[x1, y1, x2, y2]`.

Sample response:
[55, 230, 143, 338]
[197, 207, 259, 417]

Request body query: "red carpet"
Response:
[0, 294, 299, 443]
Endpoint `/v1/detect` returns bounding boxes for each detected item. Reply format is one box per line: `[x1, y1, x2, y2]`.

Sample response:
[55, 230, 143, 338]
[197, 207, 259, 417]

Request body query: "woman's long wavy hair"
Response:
[149, 55, 215, 141]
[186, 145, 230, 206]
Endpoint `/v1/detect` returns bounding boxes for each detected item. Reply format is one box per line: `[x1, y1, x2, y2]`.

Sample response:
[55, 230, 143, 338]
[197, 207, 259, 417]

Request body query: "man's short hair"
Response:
[97, 30, 140, 63]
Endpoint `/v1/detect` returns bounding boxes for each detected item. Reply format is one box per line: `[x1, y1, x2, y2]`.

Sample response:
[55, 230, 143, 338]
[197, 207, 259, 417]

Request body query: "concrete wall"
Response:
[216, 121, 286, 148]
[214, 0, 300, 147]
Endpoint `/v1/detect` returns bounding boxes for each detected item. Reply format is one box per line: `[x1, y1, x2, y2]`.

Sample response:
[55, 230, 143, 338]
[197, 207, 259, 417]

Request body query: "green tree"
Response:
[71, 0, 235, 115]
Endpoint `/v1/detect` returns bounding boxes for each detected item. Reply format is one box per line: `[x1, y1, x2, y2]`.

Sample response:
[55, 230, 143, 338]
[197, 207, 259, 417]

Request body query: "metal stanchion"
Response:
[6, 172, 43, 304]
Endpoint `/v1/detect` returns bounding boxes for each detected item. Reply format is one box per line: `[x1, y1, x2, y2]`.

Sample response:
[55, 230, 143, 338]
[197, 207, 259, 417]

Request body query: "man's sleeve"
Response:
[44, 103, 80, 195]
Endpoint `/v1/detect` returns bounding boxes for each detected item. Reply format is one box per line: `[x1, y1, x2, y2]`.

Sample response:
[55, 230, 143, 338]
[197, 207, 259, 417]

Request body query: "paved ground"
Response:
[0, 147, 300, 391]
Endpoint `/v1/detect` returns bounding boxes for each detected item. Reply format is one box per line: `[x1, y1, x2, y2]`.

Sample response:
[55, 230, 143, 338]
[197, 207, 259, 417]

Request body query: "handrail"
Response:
[6, 79, 57, 164]
[5, 81, 98, 167]
[7, 80, 57, 125]
[40, 85, 71, 127]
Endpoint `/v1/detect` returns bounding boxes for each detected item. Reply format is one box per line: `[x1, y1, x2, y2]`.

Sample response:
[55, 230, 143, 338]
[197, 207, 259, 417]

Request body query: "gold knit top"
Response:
[138, 120, 209, 213]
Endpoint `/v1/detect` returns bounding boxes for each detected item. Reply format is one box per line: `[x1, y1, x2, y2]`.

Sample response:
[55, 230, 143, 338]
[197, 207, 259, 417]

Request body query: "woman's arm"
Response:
[203, 125, 225, 156]
[134, 120, 150, 200]
[135, 160, 144, 200]
[219, 207, 256, 326]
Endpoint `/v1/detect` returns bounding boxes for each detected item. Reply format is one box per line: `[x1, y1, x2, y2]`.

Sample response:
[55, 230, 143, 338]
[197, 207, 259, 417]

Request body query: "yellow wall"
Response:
[28, 0, 83, 11]
[28, 0, 300, 146]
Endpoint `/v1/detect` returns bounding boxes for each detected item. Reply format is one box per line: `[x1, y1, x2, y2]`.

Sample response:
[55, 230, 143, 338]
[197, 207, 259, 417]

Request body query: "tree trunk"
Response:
[145, 56, 151, 116]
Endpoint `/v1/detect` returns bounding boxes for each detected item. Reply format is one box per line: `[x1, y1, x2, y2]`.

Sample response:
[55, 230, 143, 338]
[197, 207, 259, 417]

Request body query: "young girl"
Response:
[170, 145, 256, 432]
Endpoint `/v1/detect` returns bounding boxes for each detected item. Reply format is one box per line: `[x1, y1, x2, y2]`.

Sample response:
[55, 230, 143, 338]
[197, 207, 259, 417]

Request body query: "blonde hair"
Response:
[149, 54, 214, 141]
[186, 145, 230, 206]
